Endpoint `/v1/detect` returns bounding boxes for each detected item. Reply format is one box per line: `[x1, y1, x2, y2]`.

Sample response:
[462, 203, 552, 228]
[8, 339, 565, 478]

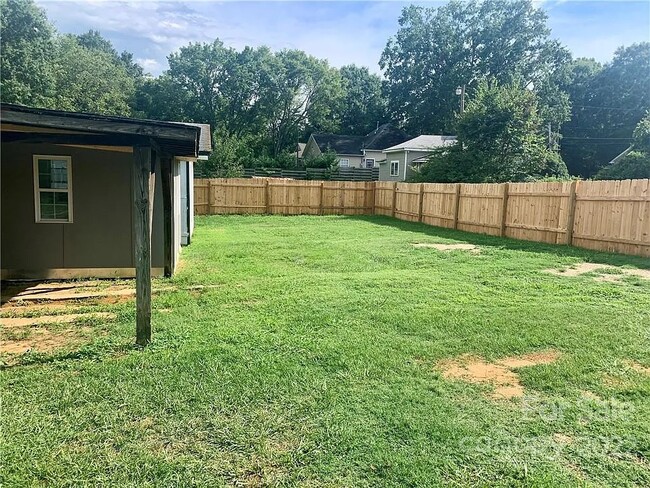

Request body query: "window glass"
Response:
[38, 159, 68, 189]
[339, 158, 349, 168]
[34, 156, 71, 222]
[390, 161, 399, 176]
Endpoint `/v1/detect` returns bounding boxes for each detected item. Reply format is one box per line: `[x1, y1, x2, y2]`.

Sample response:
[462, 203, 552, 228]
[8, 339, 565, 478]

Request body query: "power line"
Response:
[562, 137, 633, 140]
[572, 105, 643, 112]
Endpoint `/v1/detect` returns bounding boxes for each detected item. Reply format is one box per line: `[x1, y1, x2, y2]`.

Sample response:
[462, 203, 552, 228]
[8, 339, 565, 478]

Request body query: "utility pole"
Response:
[456, 85, 466, 114]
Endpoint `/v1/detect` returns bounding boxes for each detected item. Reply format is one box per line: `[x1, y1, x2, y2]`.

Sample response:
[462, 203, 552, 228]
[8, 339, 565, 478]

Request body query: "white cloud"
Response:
[35, 0, 650, 76]
[136, 57, 161, 72]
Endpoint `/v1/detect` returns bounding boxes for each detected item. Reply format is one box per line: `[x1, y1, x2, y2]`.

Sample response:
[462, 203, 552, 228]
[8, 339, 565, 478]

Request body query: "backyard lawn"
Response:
[2, 215, 650, 487]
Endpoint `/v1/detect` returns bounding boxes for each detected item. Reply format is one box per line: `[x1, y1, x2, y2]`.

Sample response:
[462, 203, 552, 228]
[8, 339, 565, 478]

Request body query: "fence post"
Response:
[264, 179, 270, 214]
[319, 181, 324, 215]
[500, 182, 509, 237]
[565, 180, 579, 245]
[207, 179, 213, 215]
[452, 183, 461, 229]
[370, 182, 376, 215]
[391, 182, 398, 218]
[339, 182, 345, 214]
[418, 183, 425, 222]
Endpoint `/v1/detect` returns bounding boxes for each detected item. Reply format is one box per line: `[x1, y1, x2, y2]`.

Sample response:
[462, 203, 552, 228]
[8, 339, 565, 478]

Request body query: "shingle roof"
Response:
[383, 135, 457, 152]
[312, 133, 366, 155]
[311, 124, 410, 155]
[177, 122, 212, 154]
[362, 123, 410, 150]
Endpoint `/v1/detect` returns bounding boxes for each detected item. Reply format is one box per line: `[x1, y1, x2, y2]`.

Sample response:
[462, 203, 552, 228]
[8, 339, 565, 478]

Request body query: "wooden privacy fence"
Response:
[195, 178, 650, 257]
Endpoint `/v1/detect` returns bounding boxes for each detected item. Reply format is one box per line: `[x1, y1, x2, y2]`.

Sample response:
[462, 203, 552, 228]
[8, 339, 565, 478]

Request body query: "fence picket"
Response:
[194, 178, 650, 257]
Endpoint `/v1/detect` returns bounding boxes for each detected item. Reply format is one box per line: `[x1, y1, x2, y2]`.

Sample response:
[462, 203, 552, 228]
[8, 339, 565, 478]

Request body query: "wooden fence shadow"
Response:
[343, 215, 650, 270]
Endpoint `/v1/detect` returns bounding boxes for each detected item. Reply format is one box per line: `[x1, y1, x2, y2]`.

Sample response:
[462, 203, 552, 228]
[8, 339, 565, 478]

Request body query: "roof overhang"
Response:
[1, 104, 203, 158]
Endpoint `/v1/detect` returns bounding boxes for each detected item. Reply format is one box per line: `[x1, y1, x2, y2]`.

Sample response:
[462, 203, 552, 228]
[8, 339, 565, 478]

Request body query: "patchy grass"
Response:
[2, 215, 649, 487]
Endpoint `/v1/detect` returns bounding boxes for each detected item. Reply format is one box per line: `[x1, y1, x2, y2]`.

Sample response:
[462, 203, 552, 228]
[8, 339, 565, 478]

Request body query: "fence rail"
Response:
[212, 167, 381, 181]
[195, 178, 650, 257]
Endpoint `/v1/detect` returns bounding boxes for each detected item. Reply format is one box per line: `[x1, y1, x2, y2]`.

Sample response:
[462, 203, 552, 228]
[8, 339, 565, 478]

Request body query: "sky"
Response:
[36, 0, 650, 76]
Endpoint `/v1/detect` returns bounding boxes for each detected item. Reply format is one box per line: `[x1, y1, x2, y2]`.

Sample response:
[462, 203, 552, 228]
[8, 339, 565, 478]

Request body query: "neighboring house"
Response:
[381, 135, 457, 181]
[288, 142, 306, 164]
[607, 145, 633, 165]
[302, 124, 410, 170]
[1, 104, 211, 280]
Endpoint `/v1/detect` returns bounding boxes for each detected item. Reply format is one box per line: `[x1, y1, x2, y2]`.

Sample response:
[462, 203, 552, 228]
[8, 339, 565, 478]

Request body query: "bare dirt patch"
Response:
[545, 263, 650, 283]
[0, 326, 96, 354]
[438, 350, 561, 399]
[2, 280, 212, 305]
[553, 433, 574, 445]
[2, 312, 115, 329]
[412, 243, 480, 253]
[627, 361, 650, 375]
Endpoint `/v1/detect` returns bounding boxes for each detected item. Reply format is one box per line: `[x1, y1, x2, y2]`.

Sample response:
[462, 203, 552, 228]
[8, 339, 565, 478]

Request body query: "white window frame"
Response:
[390, 160, 400, 177]
[339, 158, 350, 168]
[364, 158, 375, 169]
[33, 155, 74, 223]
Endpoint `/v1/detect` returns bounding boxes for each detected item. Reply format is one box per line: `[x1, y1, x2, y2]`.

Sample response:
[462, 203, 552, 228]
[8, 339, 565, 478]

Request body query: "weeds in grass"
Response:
[1, 215, 649, 486]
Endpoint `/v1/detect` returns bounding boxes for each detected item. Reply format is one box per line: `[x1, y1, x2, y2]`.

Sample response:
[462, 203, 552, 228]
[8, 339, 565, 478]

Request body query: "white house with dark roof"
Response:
[302, 124, 410, 170]
[381, 135, 456, 181]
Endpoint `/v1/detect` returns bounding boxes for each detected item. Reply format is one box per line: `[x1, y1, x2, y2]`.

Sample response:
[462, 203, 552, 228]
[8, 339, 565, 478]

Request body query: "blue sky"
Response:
[36, 1, 650, 76]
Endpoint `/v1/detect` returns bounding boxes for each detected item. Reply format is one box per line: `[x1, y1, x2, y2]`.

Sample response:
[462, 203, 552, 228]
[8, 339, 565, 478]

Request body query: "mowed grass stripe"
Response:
[1, 215, 649, 487]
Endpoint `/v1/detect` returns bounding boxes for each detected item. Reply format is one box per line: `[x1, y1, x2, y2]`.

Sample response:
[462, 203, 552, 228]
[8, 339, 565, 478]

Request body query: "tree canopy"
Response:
[560, 43, 650, 177]
[1, 0, 139, 115]
[1, 0, 648, 179]
[380, 0, 570, 135]
[594, 114, 650, 180]
[416, 82, 568, 183]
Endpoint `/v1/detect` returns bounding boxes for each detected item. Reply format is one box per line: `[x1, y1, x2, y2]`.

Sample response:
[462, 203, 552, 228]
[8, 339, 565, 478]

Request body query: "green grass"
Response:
[2, 215, 649, 487]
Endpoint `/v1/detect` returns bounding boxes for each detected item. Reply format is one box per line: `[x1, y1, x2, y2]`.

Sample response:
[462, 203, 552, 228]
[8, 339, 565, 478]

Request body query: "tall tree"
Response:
[161, 41, 343, 157]
[76, 29, 144, 79]
[560, 43, 650, 177]
[166, 39, 235, 131]
[380, 0, 570, 135]
[0, 0, 56, 107]
[266, 49, 343, 156]
[338, 65, 387, 135]
[417, 81, 568, 183]
[51, 35, 135, 115]
[594, 114, 650, 180]
[132, 74, 193, 121]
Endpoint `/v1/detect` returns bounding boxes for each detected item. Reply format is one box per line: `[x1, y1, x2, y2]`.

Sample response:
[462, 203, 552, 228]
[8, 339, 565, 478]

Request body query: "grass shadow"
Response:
[0, 340, 136, 370]
[1, 280, 46, 305]
[344, 214, 650, 269]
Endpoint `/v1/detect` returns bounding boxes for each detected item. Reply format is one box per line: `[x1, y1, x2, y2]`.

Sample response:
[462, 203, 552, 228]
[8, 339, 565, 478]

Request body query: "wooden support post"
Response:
[565, 180, 579, 245]
[452, 183, 461, 229]
[418, 183, 425, 222]
[339, 182, 345, 214]
[265, 179, 270, 214]
[500, 182, 509, 237]
[160, 155, 173, 277]
[370, 182, 376, 215]
[319, 182, 324, 215]
[133, 146, 154, 346]
[391, 182, 398, 218]
[149, 151, 157, 236]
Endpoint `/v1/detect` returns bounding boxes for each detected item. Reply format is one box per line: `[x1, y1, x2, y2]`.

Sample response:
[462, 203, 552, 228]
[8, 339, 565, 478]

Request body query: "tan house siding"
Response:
[1, 142, 168, 278]
[337, 155, 364, 168]
[361, 149, 384, 168]
[380, 149, 431, 181]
